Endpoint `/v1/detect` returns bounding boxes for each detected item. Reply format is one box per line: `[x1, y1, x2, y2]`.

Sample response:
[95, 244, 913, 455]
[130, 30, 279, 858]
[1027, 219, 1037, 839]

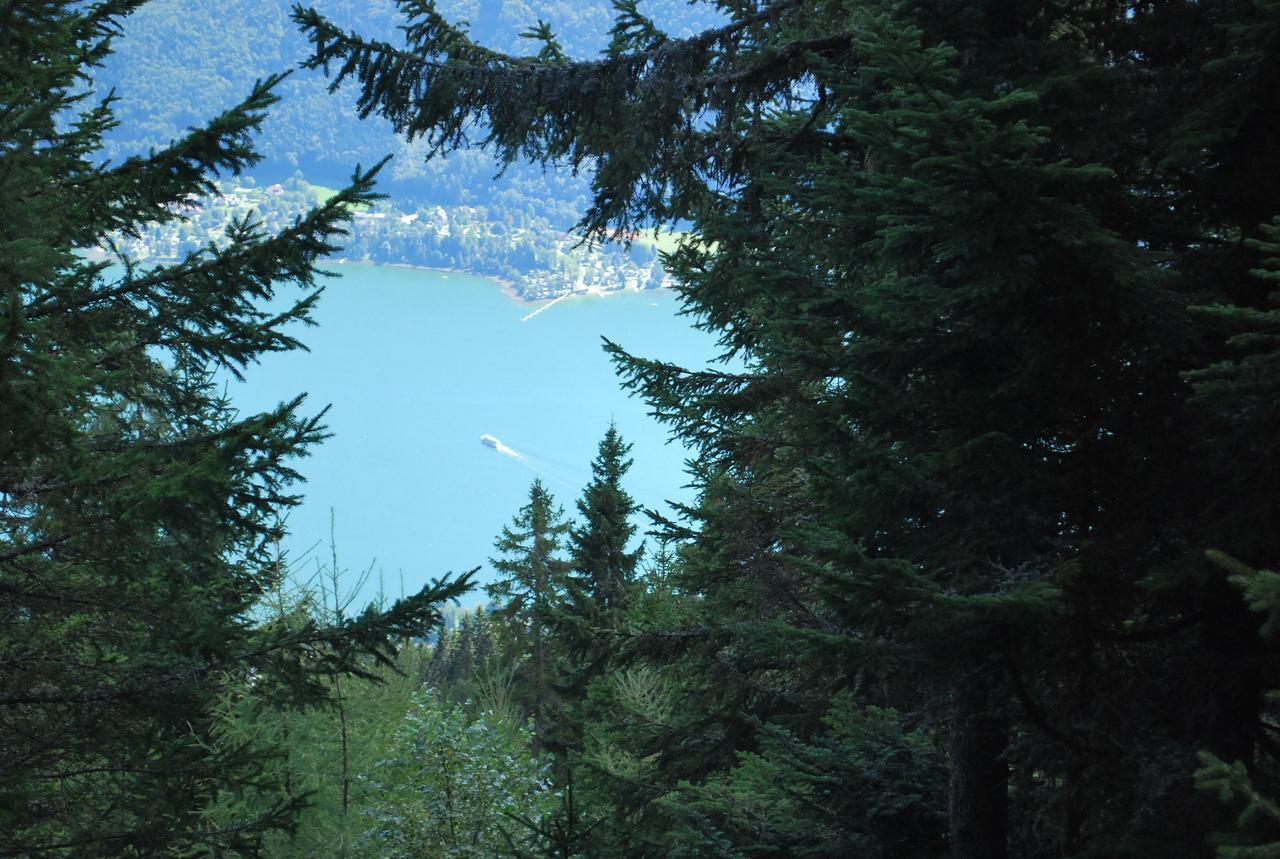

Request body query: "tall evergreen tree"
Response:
[0, 3, 469, 854]
[299, 0, 1280, 855]
[553, 425, 641, 675]
[568, 424, 641, 620]
[486, 478, 572, 750]
[541, 425, 644, 769]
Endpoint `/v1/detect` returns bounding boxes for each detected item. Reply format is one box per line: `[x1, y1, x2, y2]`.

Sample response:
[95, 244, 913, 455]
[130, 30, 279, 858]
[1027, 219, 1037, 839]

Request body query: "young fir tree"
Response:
[0, 3, 469, 854]
[486, 478, 572, 751]
[298, 0, 1280, 855]
[568, 424, 642, 621]
[552, 425, 642, 731]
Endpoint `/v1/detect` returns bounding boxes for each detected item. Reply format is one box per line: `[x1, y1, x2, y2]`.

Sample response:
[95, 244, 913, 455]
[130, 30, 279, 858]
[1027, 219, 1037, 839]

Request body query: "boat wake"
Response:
[480, 433, 580, 489]
[496, 440, 524, 459]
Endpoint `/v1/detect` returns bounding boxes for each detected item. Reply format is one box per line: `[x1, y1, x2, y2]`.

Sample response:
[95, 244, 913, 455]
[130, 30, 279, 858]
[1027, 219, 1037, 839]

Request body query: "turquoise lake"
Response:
[227, 264, 720, 607]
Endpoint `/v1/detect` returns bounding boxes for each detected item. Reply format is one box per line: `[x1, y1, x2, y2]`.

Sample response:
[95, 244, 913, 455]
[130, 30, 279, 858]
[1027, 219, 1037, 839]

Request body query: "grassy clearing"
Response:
[303, 182, 340, 204]
[304, 181, 373, 212]
[635, 229, 686, 255]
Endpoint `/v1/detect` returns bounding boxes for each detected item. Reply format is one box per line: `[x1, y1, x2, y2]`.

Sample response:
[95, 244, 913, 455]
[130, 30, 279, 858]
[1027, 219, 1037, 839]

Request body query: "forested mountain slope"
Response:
[98, 0, 721, 219]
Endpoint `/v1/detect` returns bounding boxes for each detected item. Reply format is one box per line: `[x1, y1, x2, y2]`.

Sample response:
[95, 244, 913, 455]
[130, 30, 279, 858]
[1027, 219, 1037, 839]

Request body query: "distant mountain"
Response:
[97, 0, 723, 225]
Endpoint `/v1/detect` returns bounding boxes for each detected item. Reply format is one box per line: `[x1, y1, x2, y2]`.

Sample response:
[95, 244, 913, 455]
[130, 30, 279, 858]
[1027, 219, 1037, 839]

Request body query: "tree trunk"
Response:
[949, 687, 1008, 859]
[533, 616, 546, 754]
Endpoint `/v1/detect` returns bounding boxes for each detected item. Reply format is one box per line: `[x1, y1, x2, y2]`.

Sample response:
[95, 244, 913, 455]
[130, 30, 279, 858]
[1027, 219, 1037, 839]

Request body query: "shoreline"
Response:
[97, 252, 668, 308]
[337, 258, 667, 307]
[371, 260, 515, 292]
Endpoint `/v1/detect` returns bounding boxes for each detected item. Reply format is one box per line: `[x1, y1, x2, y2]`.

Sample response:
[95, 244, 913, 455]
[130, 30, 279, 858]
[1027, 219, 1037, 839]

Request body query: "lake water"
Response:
[227, 264, 719, 607]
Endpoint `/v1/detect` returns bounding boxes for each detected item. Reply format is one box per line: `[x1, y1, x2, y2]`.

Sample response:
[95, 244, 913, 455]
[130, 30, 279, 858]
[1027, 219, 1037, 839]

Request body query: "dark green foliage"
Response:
[550, 426, 642, 754]
[486, 479, 572, 749]
[1196, 553, 1280, 858]
[0, 3, 469, 854]
[567, 424, 641, 622]
[292, 0, 769, 237]
[678, 698, 948, 858]
[1197, 749, 1280, 859]
[94, 0, 722, 224]
[1187, 214, 1280, 557]
[211, 627, 435, 859]
[487, 480, 572, 621]
[301, 0, 1280, 855]
[421, 607, 502, 706]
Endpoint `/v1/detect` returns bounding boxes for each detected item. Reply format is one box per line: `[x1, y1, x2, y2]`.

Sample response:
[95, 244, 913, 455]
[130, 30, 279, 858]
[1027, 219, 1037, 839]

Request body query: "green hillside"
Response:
[97, 0, 721, 218]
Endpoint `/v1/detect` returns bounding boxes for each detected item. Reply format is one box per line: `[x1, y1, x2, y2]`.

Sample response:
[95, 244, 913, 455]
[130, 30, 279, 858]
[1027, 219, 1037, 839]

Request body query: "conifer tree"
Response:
[0, 3, 469, 854]
[541, 425, 643, 766]
[555, 427, 641, 669]
[1195, 551, 1280, 857]
[486, 478, 572, 750]
[298, 0, 1280, 854]
[568, 424, 641, 621]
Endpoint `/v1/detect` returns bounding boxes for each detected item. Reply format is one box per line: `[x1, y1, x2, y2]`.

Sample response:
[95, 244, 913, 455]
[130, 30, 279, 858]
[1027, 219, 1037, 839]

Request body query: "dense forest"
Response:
[4, 0, 1280, 857]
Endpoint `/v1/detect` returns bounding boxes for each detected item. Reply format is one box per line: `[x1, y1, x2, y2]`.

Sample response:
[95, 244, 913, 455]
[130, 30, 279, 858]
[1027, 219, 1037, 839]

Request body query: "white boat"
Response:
[480, 434, 499, 449]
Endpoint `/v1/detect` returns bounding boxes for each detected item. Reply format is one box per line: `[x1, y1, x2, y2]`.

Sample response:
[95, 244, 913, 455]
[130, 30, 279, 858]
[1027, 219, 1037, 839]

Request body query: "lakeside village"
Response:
[121, 177, 675, 301]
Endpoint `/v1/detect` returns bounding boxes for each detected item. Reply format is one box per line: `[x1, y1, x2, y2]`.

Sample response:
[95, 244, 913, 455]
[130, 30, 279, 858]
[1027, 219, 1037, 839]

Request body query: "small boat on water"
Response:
[480, 434, 499, 449]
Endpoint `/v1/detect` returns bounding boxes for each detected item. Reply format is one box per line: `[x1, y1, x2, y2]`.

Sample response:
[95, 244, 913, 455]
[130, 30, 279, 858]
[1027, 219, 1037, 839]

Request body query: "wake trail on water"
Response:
[494, 441, 524, 460]
[487, 434, 680, 508]
[519, 442, 678, 505]
[489, 439, 581, 491]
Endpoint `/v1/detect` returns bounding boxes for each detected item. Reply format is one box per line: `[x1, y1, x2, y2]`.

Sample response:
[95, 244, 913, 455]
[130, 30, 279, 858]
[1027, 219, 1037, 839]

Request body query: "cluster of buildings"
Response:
[120, 179, 673, 301]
